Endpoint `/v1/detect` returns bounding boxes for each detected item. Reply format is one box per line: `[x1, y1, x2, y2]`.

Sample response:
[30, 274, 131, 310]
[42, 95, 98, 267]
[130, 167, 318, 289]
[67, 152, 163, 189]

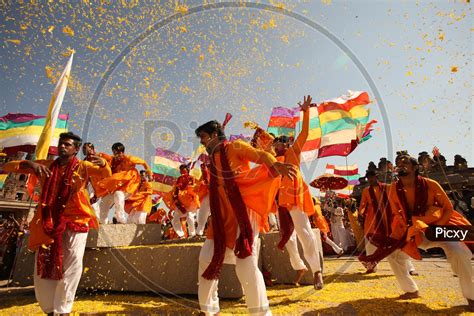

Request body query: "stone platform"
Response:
[11, 224, 323, 298]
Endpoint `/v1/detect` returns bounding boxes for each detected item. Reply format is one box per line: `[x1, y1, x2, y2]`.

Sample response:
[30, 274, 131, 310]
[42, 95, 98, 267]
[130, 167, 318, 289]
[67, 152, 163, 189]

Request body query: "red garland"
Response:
[202, 142, 254, 280]
[37, 156, 81, 280]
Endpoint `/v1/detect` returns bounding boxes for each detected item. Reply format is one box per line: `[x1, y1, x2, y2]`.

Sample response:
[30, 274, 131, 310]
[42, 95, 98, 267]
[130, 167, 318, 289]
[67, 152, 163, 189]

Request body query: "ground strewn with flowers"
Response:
[1, 257, 472, 315]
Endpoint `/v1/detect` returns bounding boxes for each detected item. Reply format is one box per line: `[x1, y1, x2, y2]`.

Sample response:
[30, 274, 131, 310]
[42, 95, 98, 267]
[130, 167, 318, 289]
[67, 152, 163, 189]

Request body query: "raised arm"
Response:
[293, 95, 312, 156]
[84, 157, 112, 179]
[129, 155, 153, 177]
[234, 140, 297, 180]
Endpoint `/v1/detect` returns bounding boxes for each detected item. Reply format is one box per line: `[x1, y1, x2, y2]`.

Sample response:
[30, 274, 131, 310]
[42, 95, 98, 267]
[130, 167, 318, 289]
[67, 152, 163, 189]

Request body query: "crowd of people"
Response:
[1, 95, 473, 315]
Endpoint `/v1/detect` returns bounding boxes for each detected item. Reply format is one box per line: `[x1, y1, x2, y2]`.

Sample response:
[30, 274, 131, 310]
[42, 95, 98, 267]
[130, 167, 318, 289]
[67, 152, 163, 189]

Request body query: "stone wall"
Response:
[11, 225, 323, 298]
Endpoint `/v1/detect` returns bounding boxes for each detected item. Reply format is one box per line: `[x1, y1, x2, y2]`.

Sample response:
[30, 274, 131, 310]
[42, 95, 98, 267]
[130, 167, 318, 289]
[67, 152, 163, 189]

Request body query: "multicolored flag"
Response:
[317, 91, 371, 158]
[229, 134, 252, 142]
[269, 91, 375, 162]
[267, 106, 299, 137]
[35, 53, 73, 160]
[152, 148, 189, 193]
[325, 163, 360, 198]
[0, 113, 69, 155]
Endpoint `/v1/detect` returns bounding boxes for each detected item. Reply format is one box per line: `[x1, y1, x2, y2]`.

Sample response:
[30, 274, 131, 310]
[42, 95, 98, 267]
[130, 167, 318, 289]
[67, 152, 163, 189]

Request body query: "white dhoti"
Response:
[196, 195, 210, 236]
[331, 222, 351, 251]
[127, 210, 147, 224]
[198, 211, 271, 316]
[91, 199, 101, 221]
[171, 209, 196, 238]
[99, 191, 130, 224]
[281, 207, 323, 273]
[324, 236, 343, 255]
[34, 229, 88, 314]
[388, 235, 473, 299]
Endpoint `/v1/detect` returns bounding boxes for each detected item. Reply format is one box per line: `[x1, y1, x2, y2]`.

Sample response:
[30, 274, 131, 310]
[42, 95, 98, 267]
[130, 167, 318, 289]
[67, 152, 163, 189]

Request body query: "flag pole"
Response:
[345, 156, 353, 196]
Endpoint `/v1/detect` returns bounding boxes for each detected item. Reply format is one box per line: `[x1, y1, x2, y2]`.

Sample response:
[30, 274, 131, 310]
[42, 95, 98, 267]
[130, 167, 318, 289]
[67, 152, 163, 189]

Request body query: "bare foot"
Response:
[294, 268, 307, 286]
[337, 250, 344, 258]
[467, 299, 474, 312]
[409, 270, 419, 276]
[313, 271, 323, 290]
[365, 267, 377, 274]
[398, 291, 420, 300]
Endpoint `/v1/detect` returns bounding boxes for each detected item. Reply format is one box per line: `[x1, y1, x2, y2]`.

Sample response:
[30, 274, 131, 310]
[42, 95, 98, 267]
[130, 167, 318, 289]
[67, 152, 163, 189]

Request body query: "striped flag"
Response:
[229, 134, 252, 142]
[152, 148, 189, 193]
[267, 106, 299, 137]
[151, 148, 201, 193]
[0, 113, 69, 155]
[268, 91, 375, 162]
[35, 53, 73, 159]
[317, 91, 371, 158]
[325, 163, 360, 198]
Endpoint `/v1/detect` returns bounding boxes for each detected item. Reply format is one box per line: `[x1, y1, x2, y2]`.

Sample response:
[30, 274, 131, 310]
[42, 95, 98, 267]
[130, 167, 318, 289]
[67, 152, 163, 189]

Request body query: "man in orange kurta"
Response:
[386, 154, 472, 308]
[3, 132, 111, 315]
[359, 171, 416, 275]
[165, 164, 201, 238]
[94, 142, 153, 224]
[272, 95, 325, 290]
[125, 170, 153, 224]
[82, 142, 109, 219]
[195, 120, 296, 315]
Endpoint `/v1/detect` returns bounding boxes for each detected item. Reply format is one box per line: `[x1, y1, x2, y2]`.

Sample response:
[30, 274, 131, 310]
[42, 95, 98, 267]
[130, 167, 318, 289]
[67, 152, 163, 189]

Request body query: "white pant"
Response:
[284, 207, 322, 274]
[268, 213, 278, 230]
[198, 211, 271, 316]
[388, 235, 473, 299]
[99, 191, 130, 224]
[365, 237, 415, 272]
[34, 229, 88, 314]
[127, 211, 147, 224]
[197, 195, 211, 236]
[91, 199, 101, 220]
[324, 236, 343, 254]
[171, 209, 196, 237]
[331, 221, 351, 251]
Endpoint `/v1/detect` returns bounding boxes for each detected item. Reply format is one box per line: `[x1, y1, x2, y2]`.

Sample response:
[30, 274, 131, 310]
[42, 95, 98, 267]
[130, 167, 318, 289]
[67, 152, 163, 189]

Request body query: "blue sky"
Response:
[0, 0, 471, 187]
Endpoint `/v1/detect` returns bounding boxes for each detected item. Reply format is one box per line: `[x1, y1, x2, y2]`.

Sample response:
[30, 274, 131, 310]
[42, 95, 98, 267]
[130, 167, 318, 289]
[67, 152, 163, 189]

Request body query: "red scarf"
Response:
[366, 183, 392, 246]
[277, 206, 293, 250]
[396, 175, 429, 222]
[37, 156, 81, 280]
[202, 142, 254, 280]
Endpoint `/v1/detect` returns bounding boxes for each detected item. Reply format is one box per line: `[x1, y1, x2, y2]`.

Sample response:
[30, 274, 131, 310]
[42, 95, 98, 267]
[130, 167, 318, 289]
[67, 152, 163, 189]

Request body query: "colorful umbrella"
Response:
[310, 173, 349, 191]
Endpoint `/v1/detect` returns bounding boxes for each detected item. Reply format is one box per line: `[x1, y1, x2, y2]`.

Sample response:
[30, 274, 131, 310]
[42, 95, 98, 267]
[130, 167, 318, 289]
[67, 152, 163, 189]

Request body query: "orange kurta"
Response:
[388, 177, 471, 259]
[278, 107, 315, 216]
[3, 159, 111, 251]
[206, 140, 281, 250]
[312, 198, 330, 233]
[87, 152, 111, 194]
[124, 180, 153, 214]
[94, 153, 152, 197]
